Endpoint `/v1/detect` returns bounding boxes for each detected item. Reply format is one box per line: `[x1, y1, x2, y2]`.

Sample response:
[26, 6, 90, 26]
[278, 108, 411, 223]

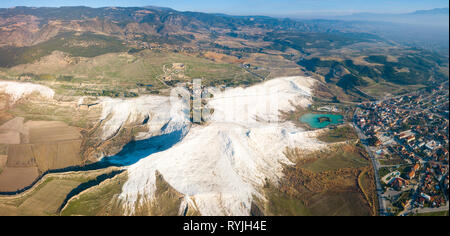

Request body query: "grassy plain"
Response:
[301, 145, 369, 172]
[0, 167, 121, 215]
[60, 172, 127, 216]
[262, 143, 376, 216]
[5, 49, 261, 97]
[62, 171, 185, 216]
[263, 182, 312, 216]
[317, 125, 358, 143]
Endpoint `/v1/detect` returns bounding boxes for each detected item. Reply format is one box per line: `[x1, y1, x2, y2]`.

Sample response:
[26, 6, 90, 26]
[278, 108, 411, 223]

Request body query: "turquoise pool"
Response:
[299, 113, 344, 129]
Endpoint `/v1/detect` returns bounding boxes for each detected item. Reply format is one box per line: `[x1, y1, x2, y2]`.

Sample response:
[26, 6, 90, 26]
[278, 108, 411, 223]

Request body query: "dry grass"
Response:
[316, 125, 358, 143]
[6, 50, 260, 96]
[0, 144, 8, 155]
[26, 121, 81, 143]
[16, 179, 80, 215]
[0, 112, 13, 127]
[264, 143, 376, 216]
[0, 117, 25, 144]
[0, 155, 6, 172]
[0, 167, 121, 215]
[0, 117, 85, 191]
[8, 101, 95, 129]
[358, 167, 378, 215]
[60, 171, 127, 216]
[133, 171, 184, 216]
[6, 144, 36, 167]
[32, 140, 83, 172]
[203, 51, 243, 64]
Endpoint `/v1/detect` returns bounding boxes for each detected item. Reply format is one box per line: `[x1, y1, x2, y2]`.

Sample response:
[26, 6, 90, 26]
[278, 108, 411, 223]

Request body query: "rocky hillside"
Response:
[0, 6, 333, 48]
[0, 6, 447, 102]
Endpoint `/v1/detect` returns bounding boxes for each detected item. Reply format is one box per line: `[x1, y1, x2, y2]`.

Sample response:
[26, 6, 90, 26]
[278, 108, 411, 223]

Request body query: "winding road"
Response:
[351, 119, 388, 216]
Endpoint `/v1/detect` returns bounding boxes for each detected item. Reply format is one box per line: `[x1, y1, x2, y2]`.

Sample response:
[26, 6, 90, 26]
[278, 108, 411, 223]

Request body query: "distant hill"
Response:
[411, 8, 449, 15]
[339, 7, 449, 26]
[0, 6, 447, 98]
[305, 8, 449, 51]
[0, 6, 341, 48]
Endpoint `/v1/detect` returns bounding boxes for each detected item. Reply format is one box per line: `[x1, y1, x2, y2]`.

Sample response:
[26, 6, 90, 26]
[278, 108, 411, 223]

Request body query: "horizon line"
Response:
[1, 5, 448, 17]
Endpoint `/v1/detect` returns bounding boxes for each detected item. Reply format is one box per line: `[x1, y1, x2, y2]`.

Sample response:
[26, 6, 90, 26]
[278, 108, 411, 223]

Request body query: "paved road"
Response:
[240, 65, 267, 81]
[402, 202, 449, 216]
[414, 203, 449, 214]
[351, 121, 388, 216]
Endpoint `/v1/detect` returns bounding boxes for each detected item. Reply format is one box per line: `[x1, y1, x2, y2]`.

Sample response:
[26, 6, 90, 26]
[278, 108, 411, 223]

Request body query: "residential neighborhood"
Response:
[354, 83, 449, 216]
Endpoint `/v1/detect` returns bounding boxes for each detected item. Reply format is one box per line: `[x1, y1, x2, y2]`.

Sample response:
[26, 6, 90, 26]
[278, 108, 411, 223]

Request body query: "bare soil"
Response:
[25, 120, 81, 144]
[0, 117, 26, 144]
[0, 117, 84, 191]
[0, 155, 6, 171]
[6, 144, 36, 167]
[32, 140, 83, 172]
[0, 167, 39, 192]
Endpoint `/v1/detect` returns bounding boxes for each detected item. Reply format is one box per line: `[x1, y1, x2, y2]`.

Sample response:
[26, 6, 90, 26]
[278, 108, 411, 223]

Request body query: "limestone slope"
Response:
[118, 76, 325, 216]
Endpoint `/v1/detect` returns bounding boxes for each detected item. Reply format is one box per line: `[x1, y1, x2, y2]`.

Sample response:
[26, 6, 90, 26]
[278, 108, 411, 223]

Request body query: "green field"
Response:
[306, 189, 372, 216]
[302, 145, 369, 172]
[378, 156, 408, 166]
[0, 32, 128, 68]
[5, 49, 261, 97]
[267, 143, 375, 216]
[263, 182, 311, 216]
[7, 102, 93, 129]
[317, 125, 358, 143]
[62, 171, 184, 216]
[0, 168, 121, 216]
[61, 172, 127, 216]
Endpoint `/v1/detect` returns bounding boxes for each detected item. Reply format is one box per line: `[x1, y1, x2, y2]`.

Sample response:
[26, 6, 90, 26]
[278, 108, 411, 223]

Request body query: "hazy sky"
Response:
[1, 0, 449, 16]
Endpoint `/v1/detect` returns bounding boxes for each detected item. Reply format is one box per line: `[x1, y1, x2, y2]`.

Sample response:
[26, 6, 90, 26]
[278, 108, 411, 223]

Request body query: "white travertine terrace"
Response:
[115, 76, 325, 216]
[0, 80, 55, 103]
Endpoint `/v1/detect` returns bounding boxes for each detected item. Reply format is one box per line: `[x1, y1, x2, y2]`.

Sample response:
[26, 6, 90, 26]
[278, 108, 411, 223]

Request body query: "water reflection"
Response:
[100, 129, 185, 166]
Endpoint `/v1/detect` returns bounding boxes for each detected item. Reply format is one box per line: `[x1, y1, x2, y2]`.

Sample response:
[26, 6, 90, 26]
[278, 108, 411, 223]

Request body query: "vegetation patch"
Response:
[6, 50, 263, 97]
[0, 144, 8, 155]
[262, 144, 376, 216]
[0, 32, 128, 68]
[59, 170, 125, 216]
[133, 171, 184, 216]
[262, 182, 311, 216]
[317, 125, 358, 143]
[7, 102, 93, 129]
[0, 168, 119, 215]
[300, 144, 369, 172]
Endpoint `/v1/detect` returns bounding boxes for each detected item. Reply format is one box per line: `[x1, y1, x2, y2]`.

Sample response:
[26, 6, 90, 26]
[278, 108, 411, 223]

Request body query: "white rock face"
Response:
[118, 76, 325, 216]
[98, 87, 191, 141]
[208, 76, 314, 125]
[0, 80, 55, 103]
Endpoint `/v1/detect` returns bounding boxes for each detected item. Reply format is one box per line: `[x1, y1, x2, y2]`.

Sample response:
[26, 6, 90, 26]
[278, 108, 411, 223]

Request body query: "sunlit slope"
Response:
[117, 76, 325, 216]
[5, 50, 261, 96]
